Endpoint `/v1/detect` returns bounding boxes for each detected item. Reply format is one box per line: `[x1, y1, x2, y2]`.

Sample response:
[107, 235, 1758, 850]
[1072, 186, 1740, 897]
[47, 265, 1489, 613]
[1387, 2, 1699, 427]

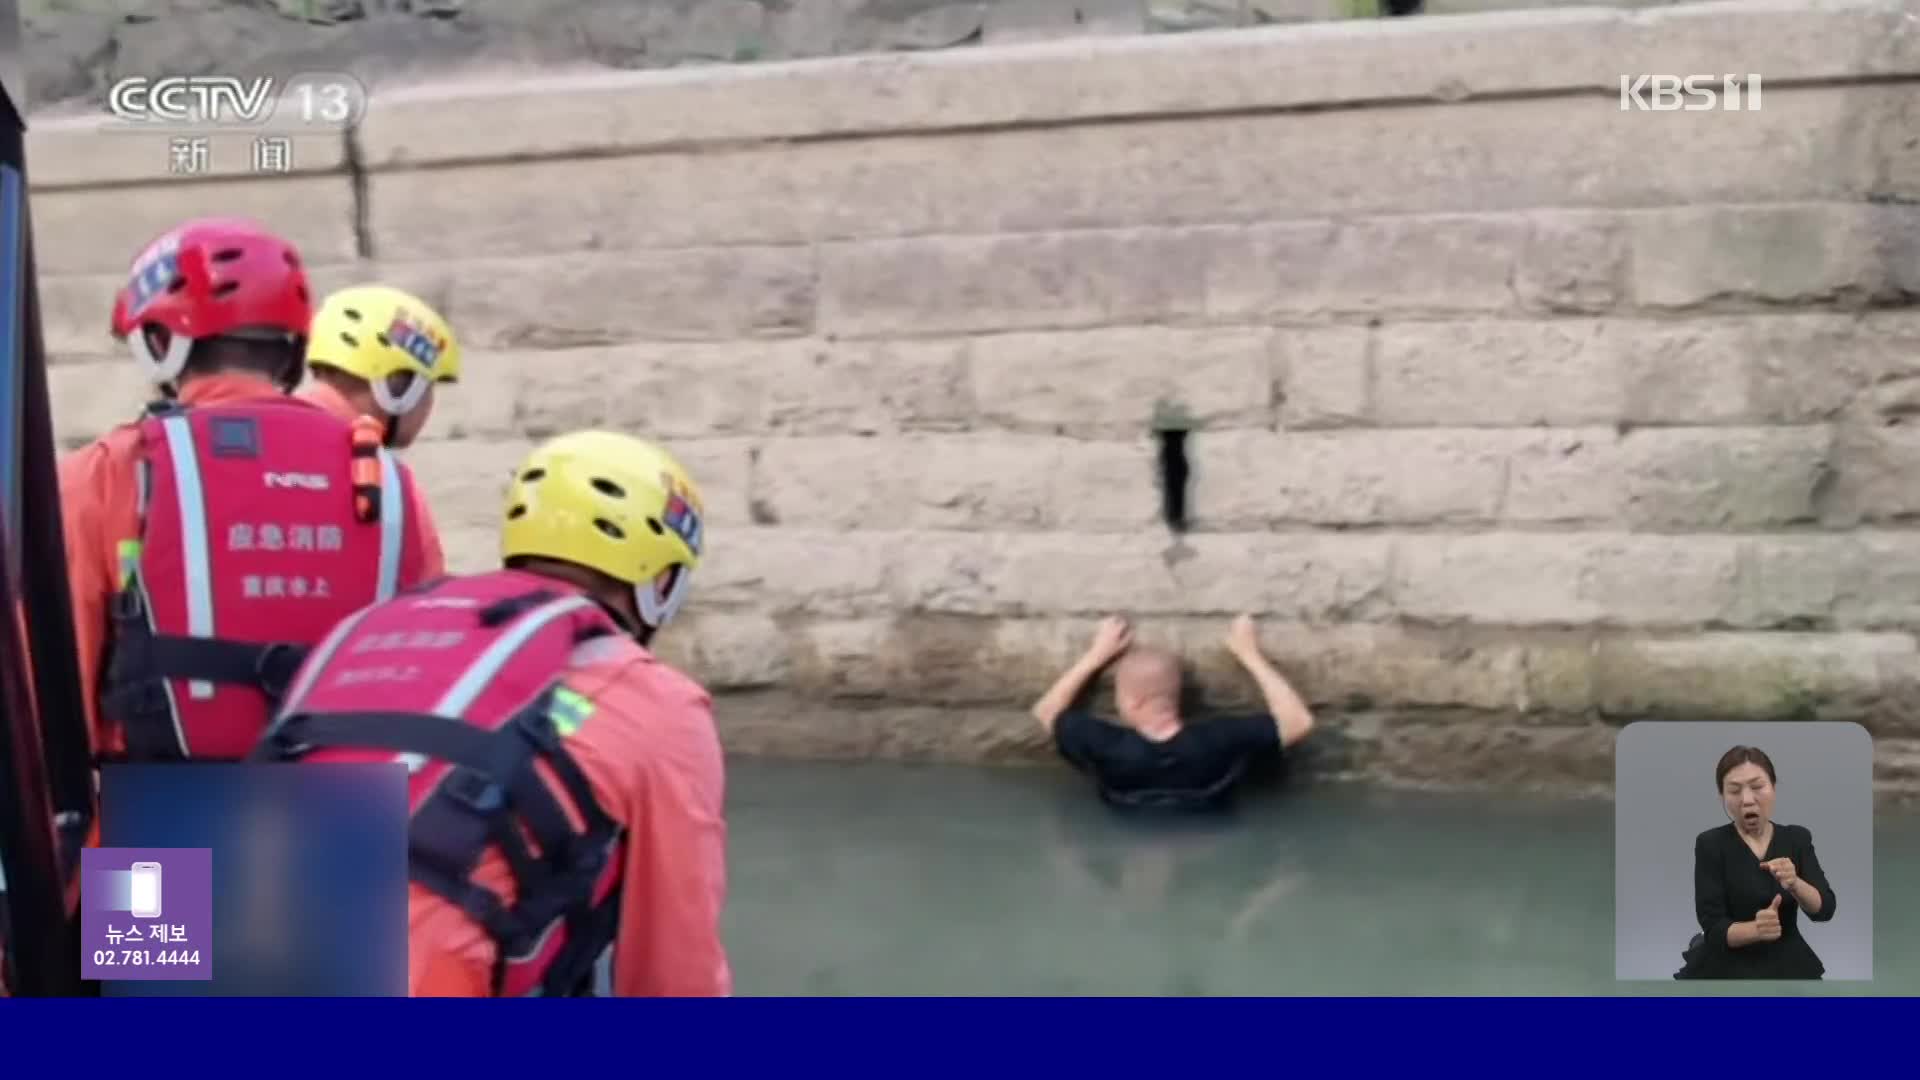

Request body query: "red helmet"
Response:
[110, 217, 313, 386]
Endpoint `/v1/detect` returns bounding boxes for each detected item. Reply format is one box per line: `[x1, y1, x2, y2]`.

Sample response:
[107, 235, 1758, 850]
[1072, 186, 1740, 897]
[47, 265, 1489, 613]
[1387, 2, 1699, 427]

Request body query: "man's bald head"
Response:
[1114, 646, 1183, 725]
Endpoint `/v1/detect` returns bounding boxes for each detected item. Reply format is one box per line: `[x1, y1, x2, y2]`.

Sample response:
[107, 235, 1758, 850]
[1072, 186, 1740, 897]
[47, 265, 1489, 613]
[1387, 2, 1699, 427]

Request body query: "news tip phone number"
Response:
[91, 949, 202, 967]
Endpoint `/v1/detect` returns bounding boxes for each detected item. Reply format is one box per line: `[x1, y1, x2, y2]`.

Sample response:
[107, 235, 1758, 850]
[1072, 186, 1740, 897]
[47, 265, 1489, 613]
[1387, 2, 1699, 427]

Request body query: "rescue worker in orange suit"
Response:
[298, 285, 461, 574]
[252, 431, 731, 997]
[58, 217, 445, 774]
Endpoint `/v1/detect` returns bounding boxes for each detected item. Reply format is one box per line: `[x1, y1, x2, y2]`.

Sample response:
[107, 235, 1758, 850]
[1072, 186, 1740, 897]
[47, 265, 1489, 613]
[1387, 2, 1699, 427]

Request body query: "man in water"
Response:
[1030, 614, 1315, 809]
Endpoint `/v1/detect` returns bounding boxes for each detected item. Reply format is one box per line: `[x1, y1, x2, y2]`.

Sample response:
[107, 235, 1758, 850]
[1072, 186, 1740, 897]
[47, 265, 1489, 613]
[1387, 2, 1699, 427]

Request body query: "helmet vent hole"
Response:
[339, 332, 359, 348]
[593, 519, 625, 540]
[212, 247, 246, 263]
[212, 281, 241, 298]
[507, 504, 527, 520]
[342, 307, 363, 322]
[375, 332, 391, 347]
[283, 250, 301, 267]
[647, 518, 665, 535]
[521, 468, 545, 483]
[165, 277, 187, 294]
[591, 477, 626, 499]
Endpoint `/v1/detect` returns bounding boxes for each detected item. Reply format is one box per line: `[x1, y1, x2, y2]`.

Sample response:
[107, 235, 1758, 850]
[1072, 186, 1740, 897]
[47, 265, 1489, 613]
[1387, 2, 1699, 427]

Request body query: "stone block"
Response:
[1192, 429, 1514, 529]
[1630, 202, 1920, 309]
[649, 612, 791, 691]
[491, 343, 788, 441]
[47, 359, 146, 448]
[821, 213, 1628, 339]
[1499, 429, 1625, 526]
[1621, 426, 1833, 529]
[760, 340, 974, 436]
[1276, 326, 1369, 429]
[714, 698, 1045, 764]
[402, 437, 532, 534]
[749, 435, 1159, 532]
[754, 615, 1564, 715]
[1353, 718, 1618, 794]
[1393, 534, 1743, 628]
[35, 273, 120, 365]
[1373, 320, 1622, 426]
[444, 339, 973, 442]
[350, 3, 1920, 168]
[749, 434, 1059, 531]
[968, 327, 1273, 437]
[1592, 632, 1916, 725]
[368, 247, 815, 350]
[365, 88, 1889, 256]
[891, 531, 1393, 620]
[33, 177, 357, 276]
[1820, 421, 1920, 525]
[1168, 621, 1536, 714]
[435, 525, 497, 575]
[405, 434, 753, 534]
[38, 262, 369, 368]
[1504, 427, 1833, 529]
[819, 228, 1211, 337]
[668, 439, 758, 529]
[1729, 533, 1920, 631]
[1616, 313, 1899, 426]
[696, 527, 898, 616]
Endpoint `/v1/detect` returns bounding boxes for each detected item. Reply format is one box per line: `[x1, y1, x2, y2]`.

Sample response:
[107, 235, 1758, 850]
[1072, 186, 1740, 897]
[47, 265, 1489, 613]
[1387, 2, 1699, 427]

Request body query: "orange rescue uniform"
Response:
[407, 632, 732, 997]
[297, 380, 447, 578]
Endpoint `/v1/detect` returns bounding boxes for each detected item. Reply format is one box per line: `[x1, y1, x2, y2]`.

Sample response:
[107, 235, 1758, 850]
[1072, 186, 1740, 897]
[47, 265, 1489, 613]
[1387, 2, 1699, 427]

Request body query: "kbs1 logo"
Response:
[1619, 74, 1763, 112]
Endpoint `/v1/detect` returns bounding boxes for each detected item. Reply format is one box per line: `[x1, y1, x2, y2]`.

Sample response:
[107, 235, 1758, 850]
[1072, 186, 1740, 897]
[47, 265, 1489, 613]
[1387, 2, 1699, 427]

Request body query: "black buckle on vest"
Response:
[253, 642, 304, 701]
[443, 768, 507, 815]
[252, 715, 310, 761]
[514, 709, 561, 754]
[111, 586, 146, 620]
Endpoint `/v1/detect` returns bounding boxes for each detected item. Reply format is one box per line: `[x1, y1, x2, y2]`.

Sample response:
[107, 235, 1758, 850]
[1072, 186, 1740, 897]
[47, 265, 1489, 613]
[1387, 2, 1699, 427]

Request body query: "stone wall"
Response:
[25, 0, 1920, 796]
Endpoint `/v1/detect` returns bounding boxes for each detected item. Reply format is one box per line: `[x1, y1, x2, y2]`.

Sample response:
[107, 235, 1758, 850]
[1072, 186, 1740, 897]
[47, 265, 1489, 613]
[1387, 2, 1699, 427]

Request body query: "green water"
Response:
[721, 758, 1920, 996]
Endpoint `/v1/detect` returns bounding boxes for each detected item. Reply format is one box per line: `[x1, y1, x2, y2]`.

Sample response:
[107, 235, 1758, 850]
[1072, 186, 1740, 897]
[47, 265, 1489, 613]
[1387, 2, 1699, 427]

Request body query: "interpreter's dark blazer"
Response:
[1687, 822, 1836, 979]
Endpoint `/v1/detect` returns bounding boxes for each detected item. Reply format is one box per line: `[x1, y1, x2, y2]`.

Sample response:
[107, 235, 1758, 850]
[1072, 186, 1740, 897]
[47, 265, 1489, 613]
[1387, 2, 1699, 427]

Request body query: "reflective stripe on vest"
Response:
[273, 600, 386, 722]
[274, 592, 596, 776]
[396, 595, 594, 774]
[159, 413, 217, 700]
[376, 447, 404, 602]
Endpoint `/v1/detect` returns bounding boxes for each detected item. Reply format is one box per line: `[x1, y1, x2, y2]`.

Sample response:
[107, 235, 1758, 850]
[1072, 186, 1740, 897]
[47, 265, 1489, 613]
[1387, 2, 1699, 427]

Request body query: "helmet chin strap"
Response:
[129, 326, 193, 389]
[635, 566, 691, 633]
[370, 374, 429, 447]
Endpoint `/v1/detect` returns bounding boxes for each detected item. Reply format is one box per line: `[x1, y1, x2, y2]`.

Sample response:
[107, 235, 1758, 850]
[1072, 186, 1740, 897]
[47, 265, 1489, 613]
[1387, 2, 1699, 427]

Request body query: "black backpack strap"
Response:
[262, 698, 622, 997]
[104, 586, 309, 762]
[537, 882, 623, 997]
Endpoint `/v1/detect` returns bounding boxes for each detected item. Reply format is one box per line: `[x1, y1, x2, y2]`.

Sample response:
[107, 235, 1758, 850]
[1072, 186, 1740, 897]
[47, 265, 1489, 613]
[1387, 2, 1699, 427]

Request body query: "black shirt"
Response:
[1052, 710, 1281, 809]
[1691, 821, 1837, 979]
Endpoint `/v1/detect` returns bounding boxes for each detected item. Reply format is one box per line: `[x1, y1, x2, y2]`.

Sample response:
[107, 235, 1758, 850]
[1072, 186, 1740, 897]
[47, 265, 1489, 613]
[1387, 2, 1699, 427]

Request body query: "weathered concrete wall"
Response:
[25, 0, 1920, 796]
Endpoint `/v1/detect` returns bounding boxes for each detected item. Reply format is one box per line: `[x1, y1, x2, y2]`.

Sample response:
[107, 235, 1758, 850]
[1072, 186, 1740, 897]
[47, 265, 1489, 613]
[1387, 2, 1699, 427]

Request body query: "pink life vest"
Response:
[100, 397, 429, 762]
[252, 569, 628, 998]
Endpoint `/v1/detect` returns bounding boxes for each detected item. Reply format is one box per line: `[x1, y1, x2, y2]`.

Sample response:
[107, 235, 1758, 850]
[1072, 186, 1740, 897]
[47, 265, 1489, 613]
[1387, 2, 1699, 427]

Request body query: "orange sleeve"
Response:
[404, 466, 447, 582]
[57, 438, 130, 759]
[600, 668, 732, 997]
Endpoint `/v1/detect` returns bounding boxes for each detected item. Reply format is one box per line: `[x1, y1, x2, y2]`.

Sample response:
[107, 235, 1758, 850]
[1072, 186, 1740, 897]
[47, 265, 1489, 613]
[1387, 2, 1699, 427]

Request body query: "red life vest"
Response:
[252, 569, 628, 998]
[100, 398, 429, 762]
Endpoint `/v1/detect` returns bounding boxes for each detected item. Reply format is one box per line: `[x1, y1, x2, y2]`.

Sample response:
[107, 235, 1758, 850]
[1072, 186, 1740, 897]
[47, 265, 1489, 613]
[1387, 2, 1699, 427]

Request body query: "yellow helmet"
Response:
[500, 431, 707, 631]
[305, 284, 461, 416]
